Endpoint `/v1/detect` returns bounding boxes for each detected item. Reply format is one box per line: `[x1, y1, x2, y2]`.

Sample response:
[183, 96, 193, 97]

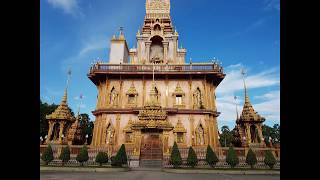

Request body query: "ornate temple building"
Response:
[233, 70, 266, 147]
[87, 0, 225, 159]
[45, 86, 84, 145]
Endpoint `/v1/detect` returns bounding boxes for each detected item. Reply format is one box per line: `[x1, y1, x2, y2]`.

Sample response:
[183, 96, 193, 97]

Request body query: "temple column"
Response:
[145, 41, 152, 63]
[203, 76, 208, 109]
[115, 114, 121, 146]
[188, 76, 193, 109]
[189, 115, 195, 146]
[246, 125, 251, 144]
[142, 76, 146, 106]
[134, 130, 142, 156]
[59, 121, 66, 144]
[163, 41, 169, 63]
[165, 75, 168, 107]
[257, 124, 264, 143]
[163, 131, 170, 155]
[119, 78, 123, 108]
[46, 121, 54, 144]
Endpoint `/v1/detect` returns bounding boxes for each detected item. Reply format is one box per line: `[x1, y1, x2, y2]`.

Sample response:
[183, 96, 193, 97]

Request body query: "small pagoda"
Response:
[233, 69, 266, 147]
[45, 70, 84, 145]
[45, 89, 76, 144]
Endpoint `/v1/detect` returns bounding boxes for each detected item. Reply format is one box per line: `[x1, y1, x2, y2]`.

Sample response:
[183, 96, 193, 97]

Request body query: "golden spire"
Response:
[239, 68, 265, 123]
[46, 69, 75, 122]
[61, 69, 71, 105]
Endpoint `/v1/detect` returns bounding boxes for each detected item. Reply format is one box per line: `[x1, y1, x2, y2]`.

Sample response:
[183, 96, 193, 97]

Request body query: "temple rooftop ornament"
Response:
[46, 89, 75, 122]
[238, 68, 265, 123]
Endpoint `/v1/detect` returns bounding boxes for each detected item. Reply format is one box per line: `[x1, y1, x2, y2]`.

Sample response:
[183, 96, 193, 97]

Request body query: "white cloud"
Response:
[47, 0, 81, 16]
[216, 65, 279, 95]
[264, 0, 280, 11]
[216, 64, 280, 127]
[79, 40, 107, 56]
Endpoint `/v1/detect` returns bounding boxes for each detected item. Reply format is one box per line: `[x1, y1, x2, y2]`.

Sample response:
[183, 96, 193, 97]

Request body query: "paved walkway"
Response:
[41, 170, 280, 180]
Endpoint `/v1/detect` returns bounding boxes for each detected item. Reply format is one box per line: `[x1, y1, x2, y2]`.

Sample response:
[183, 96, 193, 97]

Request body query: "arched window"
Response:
[193, 87, 204, 109]
[154, 24, 161, 31]
[150, 36, 164, 64]
[109, 87, 118, 106]
[106, 123, 115, 145]
[196, 124, 205, 145]
[250, 125, 257, 143]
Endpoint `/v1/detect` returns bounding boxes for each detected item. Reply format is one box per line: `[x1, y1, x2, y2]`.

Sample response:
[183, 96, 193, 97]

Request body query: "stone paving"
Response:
[40, 170, 280, 180]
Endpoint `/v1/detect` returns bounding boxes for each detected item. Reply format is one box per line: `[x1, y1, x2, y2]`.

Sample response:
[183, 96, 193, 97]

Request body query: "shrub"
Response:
[226, 146, 239, 168]
[264, 150, 276, 169]
[170, 142, 182, 168]
[76, 145, 89, 166]
[59, 146, 70, 166]
[187, 146, 198, 168]
[111, 144, 128, 167]
[95, 152, 108, 166]
[117, 144, 127, 165]
[110, 156, 118, 167]
[41, 144, 54, 165]
[206, 145, 219, 168]
[245, 148, 257, 169]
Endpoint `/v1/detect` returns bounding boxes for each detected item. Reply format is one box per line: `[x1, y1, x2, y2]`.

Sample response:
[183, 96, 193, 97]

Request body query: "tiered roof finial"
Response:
[238, 68, 265, 123]
[46, 69, 75, 122]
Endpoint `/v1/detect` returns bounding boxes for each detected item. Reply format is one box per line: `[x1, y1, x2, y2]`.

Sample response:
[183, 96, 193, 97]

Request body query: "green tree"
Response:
[41, 144, 54, 165]
[170, 142, 182, 168]
[187, 146, 198, 168]
[117, 144, 128, 165]
[59, 146, 71, 166]
[205, 145, 219, 168]
[76, 145, 89, 166]
[226, 146, 239, 168]
[40, 100, 58, 138]
[262, 124, 280, 146]
[219, 126, 234, 147]
[111, 144, 127, 167]
[95, 152, 108, 166]
[264, 150, 276, 169]
[245, 149, 257, 169]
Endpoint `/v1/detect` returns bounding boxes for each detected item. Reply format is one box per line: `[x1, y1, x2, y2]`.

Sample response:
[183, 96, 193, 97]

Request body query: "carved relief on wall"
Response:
[106, 122, 115, 145]
[173, 119, 187, 145]
[193, 87, 205, 109]
[126, 82, 138, 108]
[108, 87, 119, 107]
[195, 121, 207, 146]
[123, 118, 133, 143]
[172, 83, 185, 108]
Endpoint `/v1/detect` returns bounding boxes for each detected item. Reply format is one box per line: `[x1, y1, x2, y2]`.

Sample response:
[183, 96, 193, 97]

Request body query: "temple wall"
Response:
[97, 79, 211, 109]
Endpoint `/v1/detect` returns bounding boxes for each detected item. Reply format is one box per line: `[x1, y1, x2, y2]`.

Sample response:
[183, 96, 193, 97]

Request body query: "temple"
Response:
[87, 0, 225, 163]
[232, 69, 266, 147]
[45, 72, 84, 145]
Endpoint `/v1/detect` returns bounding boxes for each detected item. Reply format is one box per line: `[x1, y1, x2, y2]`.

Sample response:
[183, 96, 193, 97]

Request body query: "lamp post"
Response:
[61, 134, 64, 144]
[243, 136, 246, 147]
[85, 134, 89, 145]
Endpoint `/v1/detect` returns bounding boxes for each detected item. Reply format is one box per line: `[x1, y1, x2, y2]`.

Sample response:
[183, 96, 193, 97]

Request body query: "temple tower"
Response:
[88, 0, 225, 166]
[234, 69, 266, 147]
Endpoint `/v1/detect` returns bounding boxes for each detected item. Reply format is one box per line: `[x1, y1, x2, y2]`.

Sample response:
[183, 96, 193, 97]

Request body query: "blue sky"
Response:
[40, 0, 280, 130]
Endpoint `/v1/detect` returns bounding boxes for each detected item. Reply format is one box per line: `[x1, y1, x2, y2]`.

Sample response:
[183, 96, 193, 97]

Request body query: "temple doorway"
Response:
[140, 129, 163, 160]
